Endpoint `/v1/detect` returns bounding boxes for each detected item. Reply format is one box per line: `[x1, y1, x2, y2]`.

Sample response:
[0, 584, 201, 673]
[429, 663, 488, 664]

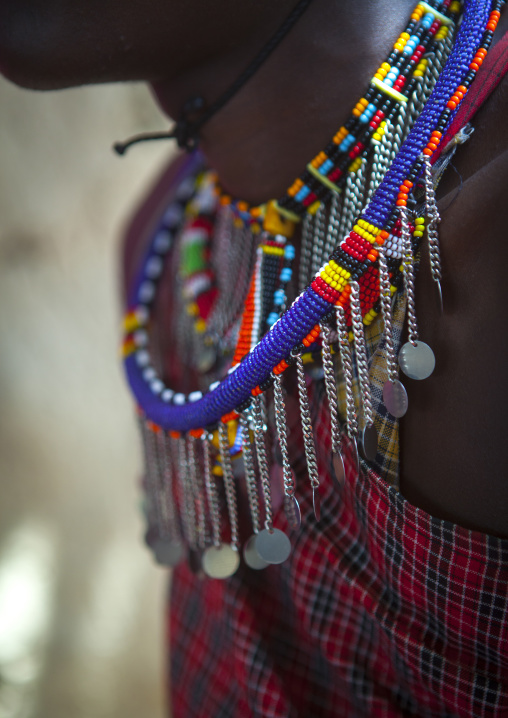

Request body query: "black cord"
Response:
[114, 0, 314, 155]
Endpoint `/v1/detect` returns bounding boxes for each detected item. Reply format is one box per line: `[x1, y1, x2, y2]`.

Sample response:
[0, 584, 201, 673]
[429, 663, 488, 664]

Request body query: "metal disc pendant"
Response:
[243, 535, 270, 570]
[196, 345, 216, 373]
[313, 487, 322, 522]
[331, 451, 345, 487]
[152, 537, 185, 568]
[202, 544, 240, 579]
[284, 494, 301, 530]
[255, 528, 291, 565]
[360, 425, 378, 462]
[383, 379, 408, 418]
[398, 341, 435, 380]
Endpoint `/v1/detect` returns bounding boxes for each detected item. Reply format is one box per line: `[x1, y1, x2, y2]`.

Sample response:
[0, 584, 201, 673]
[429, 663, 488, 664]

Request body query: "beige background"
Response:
[0, 77, 174, 718]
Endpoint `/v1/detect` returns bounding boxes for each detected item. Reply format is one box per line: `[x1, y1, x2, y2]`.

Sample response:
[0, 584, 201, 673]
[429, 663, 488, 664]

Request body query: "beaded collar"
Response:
[122, 0, 505, 575]
[123, 0, 503, 434]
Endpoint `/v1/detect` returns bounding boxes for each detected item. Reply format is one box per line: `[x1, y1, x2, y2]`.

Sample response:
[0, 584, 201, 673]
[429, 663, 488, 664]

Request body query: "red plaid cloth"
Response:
[169, 377, 508, 717]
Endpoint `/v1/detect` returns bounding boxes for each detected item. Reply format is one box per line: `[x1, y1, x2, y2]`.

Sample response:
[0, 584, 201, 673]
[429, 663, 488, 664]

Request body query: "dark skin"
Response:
[1, 0, 508, 536]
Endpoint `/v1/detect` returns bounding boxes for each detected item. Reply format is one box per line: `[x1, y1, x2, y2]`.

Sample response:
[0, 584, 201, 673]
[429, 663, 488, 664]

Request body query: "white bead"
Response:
[135, 349, 150, 367]
[176, 176, 196, 201]
[189, 391, 202, 403]
[209, 381, 220, 391]
[143, 367, 156, 381]
[162, 205, 183, 229]
[138, 281, 155, 303]
[173, 393, 186, 405]
[133, 329, 148, 347]
[145, 256, 163, 279]
[161, 389, 174, 402]
[150, 379, 164, 394]
[153, 228, 172, 252]
[135, 306, 149, 325]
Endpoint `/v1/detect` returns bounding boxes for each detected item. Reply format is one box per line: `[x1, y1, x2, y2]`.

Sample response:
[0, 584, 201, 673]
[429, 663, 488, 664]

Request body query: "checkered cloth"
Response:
[169, 370, 508, 716]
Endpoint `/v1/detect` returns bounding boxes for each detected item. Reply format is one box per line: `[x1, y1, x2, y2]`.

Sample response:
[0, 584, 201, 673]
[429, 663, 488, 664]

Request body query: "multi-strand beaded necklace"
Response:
[123, 0, 504, 578]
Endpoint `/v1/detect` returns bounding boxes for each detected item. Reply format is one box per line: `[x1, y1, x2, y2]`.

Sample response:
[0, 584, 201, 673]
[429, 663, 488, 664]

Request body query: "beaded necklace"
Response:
[123, 0, 505, 577]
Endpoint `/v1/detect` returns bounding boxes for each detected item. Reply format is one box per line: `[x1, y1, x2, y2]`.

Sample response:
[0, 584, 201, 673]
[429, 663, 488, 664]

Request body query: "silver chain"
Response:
[400, 205, 419, 345]
[320, 323, 343, 455]
[157, 430, 181, 541]
[324, 192, 342, 259]
[187, 435, 207, 550]
[139, 418, 163, 531]
[350, 282, 374, 427]
[202, 433, 221, 549]
[273, 374, 296, 498]
[252, 394, 273, 531]
[378, 251, 398, 383]
[298, 213, 315, 292]
[239, 413, 262, 534]
[310, 205, 327, 277]
[295, 354, 320, 490]
[423, 154, 442, 286]
[336, 306, 359, 439]
[177, 436, 197, 549]
[218, 422, 240, 551]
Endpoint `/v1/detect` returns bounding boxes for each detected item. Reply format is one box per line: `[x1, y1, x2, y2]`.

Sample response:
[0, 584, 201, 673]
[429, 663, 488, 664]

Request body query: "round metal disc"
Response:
[202, 544, 240, 579]
[398, 341, 436, 380]
[360, 425, 378, 462]
[313, 487, 322, 522]
[243, 535, 270, 570]
[383, 379, 408, 418]
[152, 537, 185, 567]
[255, 528, 291, 565]
[284, 494, 301, 530]
[331, 451, 345, 487]
[196, 346, 216, 374]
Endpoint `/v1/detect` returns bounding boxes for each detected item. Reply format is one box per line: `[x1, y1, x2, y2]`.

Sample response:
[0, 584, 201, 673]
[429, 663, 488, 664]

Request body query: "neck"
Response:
[151, 0, 416, 205]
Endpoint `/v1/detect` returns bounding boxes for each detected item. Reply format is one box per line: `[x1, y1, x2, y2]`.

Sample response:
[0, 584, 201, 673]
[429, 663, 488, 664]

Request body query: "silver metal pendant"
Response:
[152, 537, 185, 568]
[284, 494, 301, 530]
[255, 528, 291, 565]
[196, 346, 216, 374]
[398, 341, 435, 380]
[312, 486, 322, 522]
[202, 544, 240, 579]
[331, 451, 345, 487]
[360, 424, 378, 462]
[383, 379, 408, 418]
[243, 535, 270, 570]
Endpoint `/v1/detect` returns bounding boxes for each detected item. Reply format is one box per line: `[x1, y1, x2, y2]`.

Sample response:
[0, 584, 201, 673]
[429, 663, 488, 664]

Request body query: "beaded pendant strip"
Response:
[123, 0, 505, 575]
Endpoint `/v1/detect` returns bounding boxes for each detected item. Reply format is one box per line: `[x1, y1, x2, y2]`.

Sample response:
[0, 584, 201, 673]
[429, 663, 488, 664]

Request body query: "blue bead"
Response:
[284, 244, 296, 260]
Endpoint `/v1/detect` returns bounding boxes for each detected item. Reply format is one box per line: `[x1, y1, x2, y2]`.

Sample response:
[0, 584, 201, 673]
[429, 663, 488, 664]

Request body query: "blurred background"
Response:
[0, 77, 174, 718]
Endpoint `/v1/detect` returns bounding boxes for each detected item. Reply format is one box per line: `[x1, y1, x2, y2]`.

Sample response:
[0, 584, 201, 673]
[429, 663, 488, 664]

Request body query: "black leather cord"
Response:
[114, 0, 314, 155]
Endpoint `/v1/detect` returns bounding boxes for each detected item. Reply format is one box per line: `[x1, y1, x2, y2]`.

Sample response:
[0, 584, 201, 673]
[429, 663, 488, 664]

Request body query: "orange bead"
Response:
[170, 430, 180, 439]
[396, 199, 407, 206]
[447, 100, 457, 110]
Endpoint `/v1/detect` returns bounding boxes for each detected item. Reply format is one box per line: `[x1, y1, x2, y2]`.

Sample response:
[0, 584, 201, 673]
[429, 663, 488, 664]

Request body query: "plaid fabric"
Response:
[168, 371, 508, 717]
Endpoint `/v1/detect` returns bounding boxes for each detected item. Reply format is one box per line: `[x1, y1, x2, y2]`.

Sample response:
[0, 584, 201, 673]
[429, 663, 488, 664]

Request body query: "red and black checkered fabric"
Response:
[169, 378, 508, 717]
